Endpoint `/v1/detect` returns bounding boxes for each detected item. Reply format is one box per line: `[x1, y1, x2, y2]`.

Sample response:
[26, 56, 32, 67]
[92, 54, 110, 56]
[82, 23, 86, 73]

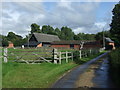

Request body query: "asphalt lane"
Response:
[51, 52, 108, 88]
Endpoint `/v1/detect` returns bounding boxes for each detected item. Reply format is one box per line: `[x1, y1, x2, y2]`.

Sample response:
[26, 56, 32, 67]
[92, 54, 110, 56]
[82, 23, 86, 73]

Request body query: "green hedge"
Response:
[109, 48, 120, 86]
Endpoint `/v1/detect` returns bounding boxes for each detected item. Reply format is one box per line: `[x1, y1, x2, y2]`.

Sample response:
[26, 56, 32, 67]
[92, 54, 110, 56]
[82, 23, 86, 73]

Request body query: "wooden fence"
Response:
[3, 47, 100, 64]
[53, 48, 73, 64]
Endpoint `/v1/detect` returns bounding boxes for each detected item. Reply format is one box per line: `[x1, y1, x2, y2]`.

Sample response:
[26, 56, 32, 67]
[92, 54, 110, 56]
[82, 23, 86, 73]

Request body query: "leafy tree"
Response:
[95, 31, 110, 41]
[41, 25, 56, 35]
[110, 2, 120, 46]
[31, 23, 41, 34]
[55, 28, 61, 38]
[60, 26, 74, 40]
[7, 32, 24, 46]
[74, 33, 95, 40]
[1, 35, 8, 47]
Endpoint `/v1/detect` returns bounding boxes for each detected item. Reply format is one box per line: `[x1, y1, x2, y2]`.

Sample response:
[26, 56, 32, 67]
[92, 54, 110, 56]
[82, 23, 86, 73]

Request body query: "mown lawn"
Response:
[2, 62, 77, 88]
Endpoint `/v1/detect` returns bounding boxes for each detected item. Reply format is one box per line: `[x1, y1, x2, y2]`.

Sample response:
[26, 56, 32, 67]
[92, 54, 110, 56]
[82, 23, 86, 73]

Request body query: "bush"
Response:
[109, 48, 120, 86]
[73, 51, 85, 64]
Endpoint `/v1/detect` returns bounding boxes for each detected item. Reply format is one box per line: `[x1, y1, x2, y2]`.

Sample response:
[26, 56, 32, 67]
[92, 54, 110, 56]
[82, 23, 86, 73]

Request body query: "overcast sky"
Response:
[1, 0, 118, 37]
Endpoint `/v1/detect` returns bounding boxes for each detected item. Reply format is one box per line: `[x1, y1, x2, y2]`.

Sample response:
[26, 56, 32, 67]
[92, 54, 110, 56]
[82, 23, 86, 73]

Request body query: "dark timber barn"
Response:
[24, 33, 60, 47]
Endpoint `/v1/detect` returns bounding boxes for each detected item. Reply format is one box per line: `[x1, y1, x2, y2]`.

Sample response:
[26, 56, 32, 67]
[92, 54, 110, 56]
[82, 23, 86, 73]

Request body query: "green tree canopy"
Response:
[7, 32, 24, 46]
[41, 25, 56, 35]
[60, 26, 74, 40]
[31, 23, 41, 34]
[74, 33, 95, 40]
[110, 2, 120, 46]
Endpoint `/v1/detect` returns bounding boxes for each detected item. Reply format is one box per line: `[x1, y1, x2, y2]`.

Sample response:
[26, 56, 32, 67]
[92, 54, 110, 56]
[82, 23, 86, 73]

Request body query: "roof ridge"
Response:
[33, 33, 58, 37]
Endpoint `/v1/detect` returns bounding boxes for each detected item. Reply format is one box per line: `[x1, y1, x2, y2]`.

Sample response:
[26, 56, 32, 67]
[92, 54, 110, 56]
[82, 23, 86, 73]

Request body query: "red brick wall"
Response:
[51, 44, 102, 49]
[51, 45, 70, 48]
[74, 45, 80, 49]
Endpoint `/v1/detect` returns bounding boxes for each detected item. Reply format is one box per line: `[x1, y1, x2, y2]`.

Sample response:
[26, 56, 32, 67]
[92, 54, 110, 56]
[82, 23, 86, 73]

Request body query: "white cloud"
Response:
[1, 2, 112, 37]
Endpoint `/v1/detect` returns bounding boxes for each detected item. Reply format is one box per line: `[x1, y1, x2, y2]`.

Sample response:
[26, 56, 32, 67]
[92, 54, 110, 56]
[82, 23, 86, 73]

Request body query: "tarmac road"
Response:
[51, 52, 109, 88]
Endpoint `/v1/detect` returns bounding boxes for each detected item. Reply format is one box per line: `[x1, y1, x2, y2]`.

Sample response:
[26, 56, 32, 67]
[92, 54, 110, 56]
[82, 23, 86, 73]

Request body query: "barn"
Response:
[105, 37, 115, 50]
[24, 33, 60, 47]
[51, 40, 101, 49]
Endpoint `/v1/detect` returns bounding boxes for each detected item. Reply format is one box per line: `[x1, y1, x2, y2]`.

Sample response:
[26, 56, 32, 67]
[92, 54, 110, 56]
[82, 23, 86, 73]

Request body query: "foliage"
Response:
[60, 26, 75, 40]
[95, 31, 111, 41]
[74, 33, 95, 40]
[1, 35, 8, 47]
[110, 2, 120, 46]
[30, 23, 41, 34]
[109, 48, 120, 86]
[41, 25, 56, 35]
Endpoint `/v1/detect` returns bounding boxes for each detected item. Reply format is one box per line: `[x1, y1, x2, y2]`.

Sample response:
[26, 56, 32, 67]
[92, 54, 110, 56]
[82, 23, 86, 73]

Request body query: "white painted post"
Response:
[71, 52, 73, 61]
[79, 50, 82, 59]
[90, 49, 92, 55]
[4, 48, 8, 63]
[53, 48, 58, 64]
[59, 52, 61, 64]
[66, 51, 68, 63]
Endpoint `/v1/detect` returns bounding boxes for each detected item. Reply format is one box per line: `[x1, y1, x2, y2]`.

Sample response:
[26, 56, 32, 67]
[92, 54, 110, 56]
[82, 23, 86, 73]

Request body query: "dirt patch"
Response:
[75, 57, 105, 88]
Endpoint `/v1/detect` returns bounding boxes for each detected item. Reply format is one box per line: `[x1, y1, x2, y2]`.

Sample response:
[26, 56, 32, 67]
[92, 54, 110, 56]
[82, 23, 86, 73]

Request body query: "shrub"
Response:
[109, 48, 120, 86]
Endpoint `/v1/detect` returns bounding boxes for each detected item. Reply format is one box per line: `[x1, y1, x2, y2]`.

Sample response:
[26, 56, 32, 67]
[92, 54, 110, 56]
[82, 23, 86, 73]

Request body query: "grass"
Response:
[2, 48, 105, 88]
[80, 52, 105, 63]
[2, 62, 77, 88]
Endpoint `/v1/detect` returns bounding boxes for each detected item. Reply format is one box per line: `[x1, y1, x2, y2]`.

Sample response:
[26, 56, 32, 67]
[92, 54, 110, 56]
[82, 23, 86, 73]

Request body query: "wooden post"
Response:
[79, 50, 82, 59]
[71, 52, 73, 61]
[4, 48, 8, 63]
[53, 48, 58, 64]
[90, 49, 91, 55]
[66, 51, 68, 63]
[59, 52, 61, 64]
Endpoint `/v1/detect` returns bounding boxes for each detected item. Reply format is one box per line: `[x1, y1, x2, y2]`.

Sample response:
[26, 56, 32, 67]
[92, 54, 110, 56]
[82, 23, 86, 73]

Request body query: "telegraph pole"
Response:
[103, 28, 105, 50]
[28, 31, 29, 48]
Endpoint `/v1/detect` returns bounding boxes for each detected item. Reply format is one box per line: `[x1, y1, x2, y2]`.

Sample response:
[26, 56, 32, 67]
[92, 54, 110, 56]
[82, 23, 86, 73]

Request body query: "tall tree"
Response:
[60, 26, 74, 40]
[7, 32, 24, 46]
[31, 23, 41, 34]
[41, 25, 56, 35]
[110, 2, 120, 46]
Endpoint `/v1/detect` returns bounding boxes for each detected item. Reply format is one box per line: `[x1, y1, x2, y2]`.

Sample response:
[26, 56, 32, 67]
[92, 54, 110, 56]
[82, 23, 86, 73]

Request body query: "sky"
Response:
[0, 0, 119, 37]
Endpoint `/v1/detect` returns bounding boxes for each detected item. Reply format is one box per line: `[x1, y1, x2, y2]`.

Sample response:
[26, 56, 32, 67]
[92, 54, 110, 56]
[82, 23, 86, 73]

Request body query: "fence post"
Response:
[53, 48, 58, 64]
[71, 52, 73, 61]
[59, 52, 61, 64]
[79, 50, 82, 59]
[90, 49, 92, 55]
[4, 48, 8, 63]
[66, 51, 68, 63]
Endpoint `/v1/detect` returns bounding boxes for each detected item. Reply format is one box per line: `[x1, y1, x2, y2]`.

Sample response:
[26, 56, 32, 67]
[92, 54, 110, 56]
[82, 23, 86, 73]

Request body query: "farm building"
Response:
[105, 37, 115, 50]
[8, 41, 14, 48]
[51, 40, 102, 49]
[24, 33, 60, 47]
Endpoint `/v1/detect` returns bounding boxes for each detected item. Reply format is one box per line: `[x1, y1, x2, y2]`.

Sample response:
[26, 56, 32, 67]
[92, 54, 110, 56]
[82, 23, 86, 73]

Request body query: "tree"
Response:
[41, 25, 56, 35]
[60, 26, 74, 40]
[95, 31, 110, 41]
[55, 28, 61, 37]
[7, 32, 24, 46]
[31, 23, 41, 34]
[110, 2, 120, 46]
[74, 33, 95, 40]
[1, 35, 8, 47]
